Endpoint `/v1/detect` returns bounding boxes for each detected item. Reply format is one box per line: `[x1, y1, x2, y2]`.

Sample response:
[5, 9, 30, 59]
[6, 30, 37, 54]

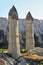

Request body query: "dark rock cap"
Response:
[26, 12, 33, 21]
[8, 5, 18, 19]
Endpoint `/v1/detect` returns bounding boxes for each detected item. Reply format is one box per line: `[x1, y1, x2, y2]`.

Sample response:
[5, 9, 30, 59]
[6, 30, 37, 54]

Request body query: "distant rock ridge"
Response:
[0, 17, 43, 47]
[0, 17, 43, 36]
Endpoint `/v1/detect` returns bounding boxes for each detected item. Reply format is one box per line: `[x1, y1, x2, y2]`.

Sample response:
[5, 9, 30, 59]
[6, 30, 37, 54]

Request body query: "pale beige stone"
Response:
[26, 12, 34, 50]
[8, 6, 20, 57]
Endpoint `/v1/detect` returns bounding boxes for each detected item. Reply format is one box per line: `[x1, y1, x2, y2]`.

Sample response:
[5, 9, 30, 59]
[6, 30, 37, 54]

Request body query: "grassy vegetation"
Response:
[39, 61, 43, 65]
[0, 48, 8, 53]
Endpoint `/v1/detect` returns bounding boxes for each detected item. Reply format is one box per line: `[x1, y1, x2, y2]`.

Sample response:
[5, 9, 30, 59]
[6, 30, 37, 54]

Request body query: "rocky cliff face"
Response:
[18, 19, 43, 37]
[0, 18, 43, 47]
[0, 18, 43, 37]
[18, 19, 43, 48]
[0, 17, 8, 35]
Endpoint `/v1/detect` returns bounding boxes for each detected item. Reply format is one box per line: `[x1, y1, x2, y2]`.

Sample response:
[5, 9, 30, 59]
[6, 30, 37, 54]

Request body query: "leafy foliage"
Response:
[39, 61, 43, 65]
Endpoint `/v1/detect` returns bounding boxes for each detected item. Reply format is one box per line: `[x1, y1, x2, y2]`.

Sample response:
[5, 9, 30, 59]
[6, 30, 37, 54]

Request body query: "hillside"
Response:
[0, 18, 43, 47]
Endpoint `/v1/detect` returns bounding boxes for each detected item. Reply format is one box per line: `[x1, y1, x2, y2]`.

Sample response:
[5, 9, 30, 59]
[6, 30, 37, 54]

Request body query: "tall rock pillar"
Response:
[26, 12, 34, 50]
[8, 6, 20, 57]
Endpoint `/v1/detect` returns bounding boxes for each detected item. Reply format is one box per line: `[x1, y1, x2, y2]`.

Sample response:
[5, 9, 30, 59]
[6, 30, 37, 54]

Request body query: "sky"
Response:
[0, 0, 43, 19]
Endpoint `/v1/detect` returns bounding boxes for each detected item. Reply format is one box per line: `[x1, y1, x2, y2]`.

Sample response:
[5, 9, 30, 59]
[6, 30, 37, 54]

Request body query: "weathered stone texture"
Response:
[8, 6, 20, 57]
[26, 12, 34, 50]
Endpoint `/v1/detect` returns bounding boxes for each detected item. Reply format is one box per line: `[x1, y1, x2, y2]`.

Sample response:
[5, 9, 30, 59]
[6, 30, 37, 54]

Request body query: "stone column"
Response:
[26, 12, 34, 50]
[8, 6, 20, 57]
